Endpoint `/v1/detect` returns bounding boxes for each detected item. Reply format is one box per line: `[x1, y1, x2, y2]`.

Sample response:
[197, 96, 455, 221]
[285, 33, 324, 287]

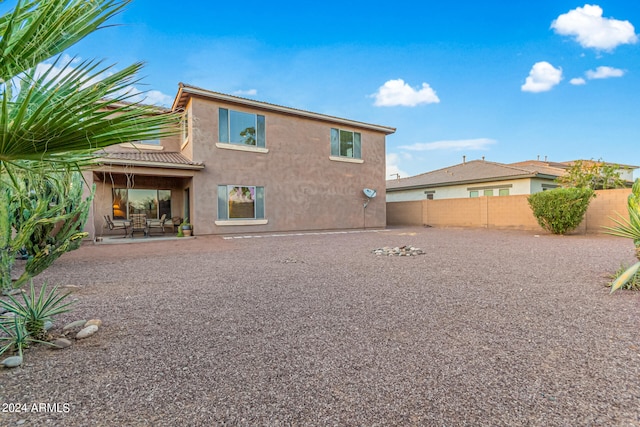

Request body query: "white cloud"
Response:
[399, 138, 497, 152]
[234, 89, 258, 96]
[30, 56, 174, 107]
[585, 65, 625, 79]
[570, 77, 587, 85]
[372, 79, 440, 107]
[521, 61, 563, 93]
[386, 153, 409, 179]
[551, 4, 638, 51]
[133, 89, 174, 106]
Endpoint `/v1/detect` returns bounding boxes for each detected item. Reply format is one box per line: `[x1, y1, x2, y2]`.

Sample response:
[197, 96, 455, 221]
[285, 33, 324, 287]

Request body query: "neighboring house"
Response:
[88, 84, 395, 237]
[386, 158, 637, 202]
[386, 159, 567, 202]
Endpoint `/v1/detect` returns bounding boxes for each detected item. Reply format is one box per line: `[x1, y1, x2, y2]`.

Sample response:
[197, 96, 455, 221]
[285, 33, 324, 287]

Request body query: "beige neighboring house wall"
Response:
[87, 84, 395, 238]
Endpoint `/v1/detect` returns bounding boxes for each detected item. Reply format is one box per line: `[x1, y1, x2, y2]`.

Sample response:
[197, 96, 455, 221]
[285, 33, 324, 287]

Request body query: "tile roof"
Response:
[387, 160, 565, 191]
[98, 151, 204, 169]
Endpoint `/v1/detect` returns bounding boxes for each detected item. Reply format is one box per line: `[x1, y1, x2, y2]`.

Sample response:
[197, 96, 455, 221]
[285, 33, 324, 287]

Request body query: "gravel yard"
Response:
[1, 227, 640, 426]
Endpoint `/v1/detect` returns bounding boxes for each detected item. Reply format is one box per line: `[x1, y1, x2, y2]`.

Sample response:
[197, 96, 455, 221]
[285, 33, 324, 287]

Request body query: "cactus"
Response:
[0, 167, 93, 292]
[0, 187, 15, 292]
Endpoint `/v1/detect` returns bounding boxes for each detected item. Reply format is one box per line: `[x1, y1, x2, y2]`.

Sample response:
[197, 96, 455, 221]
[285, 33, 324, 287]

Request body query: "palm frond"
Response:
[603, 210, 640, 244]
[0, 56, 179, 165]
[0, 0, 129, 83]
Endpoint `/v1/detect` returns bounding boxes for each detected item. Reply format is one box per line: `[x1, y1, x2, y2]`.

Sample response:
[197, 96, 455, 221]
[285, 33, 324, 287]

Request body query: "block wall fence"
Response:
[386, 188, 632, 234]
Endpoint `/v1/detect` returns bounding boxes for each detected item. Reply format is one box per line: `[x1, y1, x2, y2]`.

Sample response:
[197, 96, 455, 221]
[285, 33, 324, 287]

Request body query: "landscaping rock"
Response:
[44, 320, 54, 331]
[63, 319, 87, 331]
[51, 338, 72, 349]
[1, 355, 23, 368]
[85, 319, 102, 328]
[372, 245, 425, 257]
[76, 325, 98, 339]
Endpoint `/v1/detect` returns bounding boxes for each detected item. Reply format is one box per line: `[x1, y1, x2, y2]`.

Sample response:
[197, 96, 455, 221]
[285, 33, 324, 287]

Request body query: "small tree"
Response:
[528, 187, 595, 234]
[556, 159, 628, 190]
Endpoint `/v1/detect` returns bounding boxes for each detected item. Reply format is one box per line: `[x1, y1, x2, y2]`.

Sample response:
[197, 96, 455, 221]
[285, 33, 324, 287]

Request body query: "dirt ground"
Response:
[1, 227, 639, 426]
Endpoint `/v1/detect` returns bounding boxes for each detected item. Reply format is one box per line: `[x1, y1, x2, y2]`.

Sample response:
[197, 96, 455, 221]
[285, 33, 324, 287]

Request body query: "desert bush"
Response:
[603, 178, 640, 292]
[528, 187, 594, 234]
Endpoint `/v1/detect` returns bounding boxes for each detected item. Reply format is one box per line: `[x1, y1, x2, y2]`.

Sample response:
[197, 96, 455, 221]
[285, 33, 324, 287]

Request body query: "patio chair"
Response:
[104, 215, 129, 238]
[130, 214, 149, 238]
[147, 214, 168, 235]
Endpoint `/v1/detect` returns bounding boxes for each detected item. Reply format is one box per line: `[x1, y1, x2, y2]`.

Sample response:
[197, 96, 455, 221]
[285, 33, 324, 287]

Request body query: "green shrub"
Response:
[528, 187, 595, 234]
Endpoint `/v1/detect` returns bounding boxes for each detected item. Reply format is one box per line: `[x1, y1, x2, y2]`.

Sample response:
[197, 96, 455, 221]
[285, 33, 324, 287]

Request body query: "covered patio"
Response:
[87, 151, 204, 241]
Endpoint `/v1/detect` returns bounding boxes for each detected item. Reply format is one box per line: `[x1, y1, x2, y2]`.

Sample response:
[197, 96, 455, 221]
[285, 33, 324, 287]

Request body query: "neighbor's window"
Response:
[217, 185, 265, 220]
[499, 189, 510, 196]
[219, 108, 266, 147]
[112, 189, 171, 220]
[484, 189, 494, 196]
[470, 190, 479, 198]
[331, 128, 361, 159]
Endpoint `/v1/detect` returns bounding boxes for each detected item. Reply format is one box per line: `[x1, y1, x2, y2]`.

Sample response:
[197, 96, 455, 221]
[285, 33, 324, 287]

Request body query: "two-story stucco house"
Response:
[88, 84, 395, 238]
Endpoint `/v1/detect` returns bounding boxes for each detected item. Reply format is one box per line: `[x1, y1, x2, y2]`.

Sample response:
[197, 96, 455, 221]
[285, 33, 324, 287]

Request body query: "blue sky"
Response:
[8, 0, 640, 179]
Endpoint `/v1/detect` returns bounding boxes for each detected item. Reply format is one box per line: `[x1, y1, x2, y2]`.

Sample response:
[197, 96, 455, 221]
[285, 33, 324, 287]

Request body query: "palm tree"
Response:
[0, 0, 179, 171]
[0, 0, 180, 291]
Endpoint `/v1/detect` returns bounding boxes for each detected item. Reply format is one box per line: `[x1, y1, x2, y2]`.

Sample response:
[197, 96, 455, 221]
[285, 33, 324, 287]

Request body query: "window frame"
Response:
[181, 110, 189, 143]
[330, 128, 362, 159]
[112, 188, 171, 220]
[217, 185, 265, 222]
[218, 108, 266, 148]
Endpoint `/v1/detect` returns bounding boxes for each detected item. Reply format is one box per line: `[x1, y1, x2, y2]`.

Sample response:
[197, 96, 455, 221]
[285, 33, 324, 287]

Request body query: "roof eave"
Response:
[173, 84, 396, 135]
[95, 158, 205, 171]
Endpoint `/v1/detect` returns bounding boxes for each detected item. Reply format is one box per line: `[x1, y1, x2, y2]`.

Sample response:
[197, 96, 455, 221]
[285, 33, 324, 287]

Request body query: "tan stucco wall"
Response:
[387, 188, 632, 233]
[186, 97, 388, 235]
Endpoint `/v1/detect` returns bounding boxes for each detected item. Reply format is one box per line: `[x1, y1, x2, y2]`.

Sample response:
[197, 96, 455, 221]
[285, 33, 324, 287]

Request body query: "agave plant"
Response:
[603, 179, 640, 292]
[0, 315, 32, 358]
[0, 281, 74, 339]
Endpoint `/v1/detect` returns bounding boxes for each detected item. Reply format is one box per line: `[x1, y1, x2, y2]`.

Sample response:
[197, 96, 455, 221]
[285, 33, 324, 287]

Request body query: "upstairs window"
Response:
[182, 110, 189, 142]
[331, 128, 361, 159]
[217, 185, 265, 220]
[219, 108, 266, 147]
